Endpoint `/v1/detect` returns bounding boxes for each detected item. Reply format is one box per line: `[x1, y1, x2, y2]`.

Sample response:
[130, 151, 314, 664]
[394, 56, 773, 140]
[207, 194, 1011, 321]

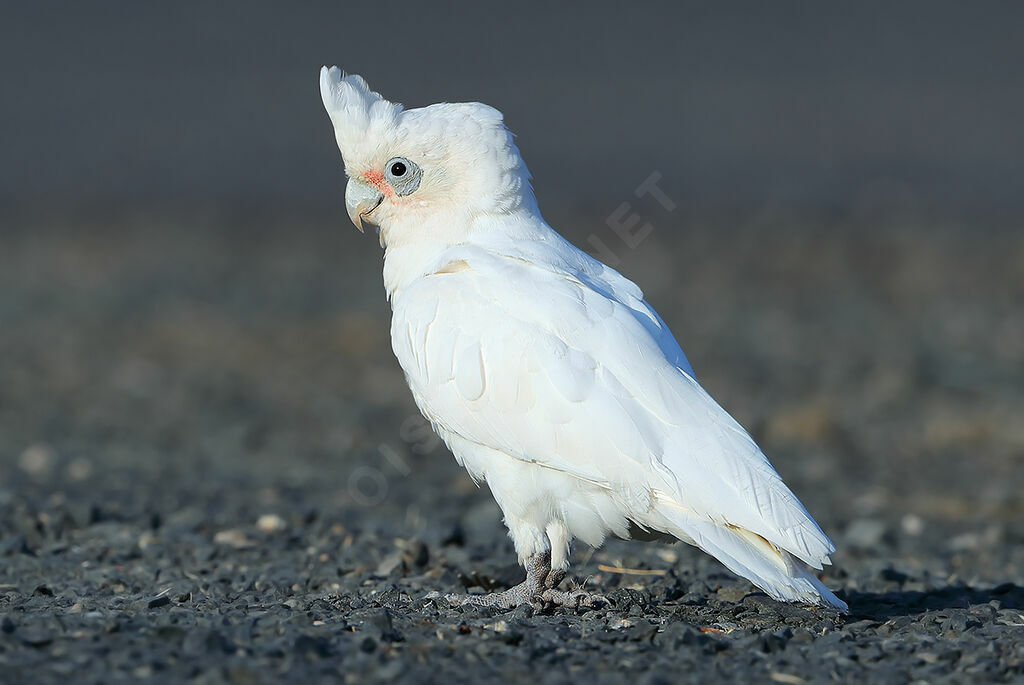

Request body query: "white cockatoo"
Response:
[319, 66, 846, 612]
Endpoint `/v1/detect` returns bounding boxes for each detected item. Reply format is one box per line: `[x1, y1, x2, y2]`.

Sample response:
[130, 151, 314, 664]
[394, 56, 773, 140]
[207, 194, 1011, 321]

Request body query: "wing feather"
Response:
[391, 246, 835, 566]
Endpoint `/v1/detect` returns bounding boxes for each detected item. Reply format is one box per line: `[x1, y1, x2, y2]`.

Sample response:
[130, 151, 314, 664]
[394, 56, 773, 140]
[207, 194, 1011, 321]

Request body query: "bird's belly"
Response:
[391, 304, 649, 556]
[435, 424, 634, 553]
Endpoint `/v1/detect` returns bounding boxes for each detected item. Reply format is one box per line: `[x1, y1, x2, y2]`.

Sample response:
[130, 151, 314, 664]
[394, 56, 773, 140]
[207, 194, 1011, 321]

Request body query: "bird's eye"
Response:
[383, 156, 421, 196]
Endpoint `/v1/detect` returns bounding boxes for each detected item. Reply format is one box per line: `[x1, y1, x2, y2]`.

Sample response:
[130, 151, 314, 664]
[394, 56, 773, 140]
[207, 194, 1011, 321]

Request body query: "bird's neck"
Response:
[381, 240, 454, 300]
[380, 208, 550, 300]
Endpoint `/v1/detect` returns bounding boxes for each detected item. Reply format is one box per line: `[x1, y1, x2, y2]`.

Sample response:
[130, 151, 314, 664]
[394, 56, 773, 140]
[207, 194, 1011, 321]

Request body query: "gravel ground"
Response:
[1, 210, 1022, 683]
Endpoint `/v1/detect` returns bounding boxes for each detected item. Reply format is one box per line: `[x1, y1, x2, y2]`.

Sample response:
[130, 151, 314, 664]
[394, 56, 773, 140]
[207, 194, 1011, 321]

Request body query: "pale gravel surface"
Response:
[1, 212, 1022, 683]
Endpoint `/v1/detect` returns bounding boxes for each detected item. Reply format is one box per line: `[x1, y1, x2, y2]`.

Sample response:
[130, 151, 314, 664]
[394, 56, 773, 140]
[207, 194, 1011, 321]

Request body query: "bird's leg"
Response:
[428, 551, 550, 608]
[544, 567, 566, 589]
[428, 551, 607, 610]
[538, 567, 605, 609]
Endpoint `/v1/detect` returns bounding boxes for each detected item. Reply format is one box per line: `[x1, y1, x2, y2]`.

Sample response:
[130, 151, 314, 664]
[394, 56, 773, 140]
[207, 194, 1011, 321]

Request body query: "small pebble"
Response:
[213, 529, 252, 548]
[900, 514, 925, 536]
[256, 513, 287, 533]
[147, 594, 171, 609]
[18, 444, 54, 476]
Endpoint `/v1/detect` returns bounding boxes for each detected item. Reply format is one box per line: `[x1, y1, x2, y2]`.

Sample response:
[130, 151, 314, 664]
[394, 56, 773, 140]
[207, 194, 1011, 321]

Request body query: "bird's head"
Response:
[320, 67, 536, 249]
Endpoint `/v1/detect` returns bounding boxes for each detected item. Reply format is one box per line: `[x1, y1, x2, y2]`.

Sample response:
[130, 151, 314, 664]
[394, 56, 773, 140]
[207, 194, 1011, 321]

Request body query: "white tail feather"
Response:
[656, 508, 847, 611]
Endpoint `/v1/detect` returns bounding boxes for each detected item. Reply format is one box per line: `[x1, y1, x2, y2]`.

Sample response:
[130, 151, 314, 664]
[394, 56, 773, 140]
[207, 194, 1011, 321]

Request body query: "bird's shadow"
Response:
[842, 582, 1022, 620]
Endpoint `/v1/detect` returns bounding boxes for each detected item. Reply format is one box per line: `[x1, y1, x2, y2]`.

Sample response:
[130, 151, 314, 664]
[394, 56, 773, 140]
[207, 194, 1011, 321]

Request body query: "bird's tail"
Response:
[653, 509, 847, 612]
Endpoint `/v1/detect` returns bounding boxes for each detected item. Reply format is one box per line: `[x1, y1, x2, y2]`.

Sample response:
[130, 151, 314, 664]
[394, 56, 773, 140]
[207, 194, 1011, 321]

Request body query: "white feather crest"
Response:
[319, 66, 402, 164]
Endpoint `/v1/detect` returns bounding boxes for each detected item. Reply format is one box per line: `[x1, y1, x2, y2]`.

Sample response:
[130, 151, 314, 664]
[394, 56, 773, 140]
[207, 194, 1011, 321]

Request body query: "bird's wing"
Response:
[391, 245, 835, 567]
[487, 231, 697, 379]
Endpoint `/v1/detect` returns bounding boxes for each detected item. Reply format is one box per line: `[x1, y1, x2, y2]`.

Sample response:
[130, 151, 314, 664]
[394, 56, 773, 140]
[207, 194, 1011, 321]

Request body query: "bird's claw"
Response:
[537, 588, 609, 610]
[426, 589, 527, 610]
[425, 587, 607, 611]
[424, 553, 607, 611]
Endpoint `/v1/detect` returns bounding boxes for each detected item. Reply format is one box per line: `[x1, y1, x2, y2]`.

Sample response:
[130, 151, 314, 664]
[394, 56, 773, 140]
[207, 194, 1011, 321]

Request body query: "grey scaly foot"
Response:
[539, 587, 608, 609]
[544, 567, 566, 589]
[426, 551, 551, 608]
[427, 552, 608, 610]
[540, 566, 608, 609]
[427, 578, 536, 609]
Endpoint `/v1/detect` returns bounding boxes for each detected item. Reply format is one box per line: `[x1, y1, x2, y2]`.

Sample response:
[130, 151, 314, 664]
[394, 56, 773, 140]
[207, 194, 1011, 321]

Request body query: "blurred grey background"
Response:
[3, 1, 1023, 219]
[1, 2, 1022, 587]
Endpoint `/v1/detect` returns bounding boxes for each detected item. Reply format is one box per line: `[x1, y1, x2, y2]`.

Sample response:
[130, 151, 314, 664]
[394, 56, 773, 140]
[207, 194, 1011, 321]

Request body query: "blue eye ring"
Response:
[384, 157, 421, 196]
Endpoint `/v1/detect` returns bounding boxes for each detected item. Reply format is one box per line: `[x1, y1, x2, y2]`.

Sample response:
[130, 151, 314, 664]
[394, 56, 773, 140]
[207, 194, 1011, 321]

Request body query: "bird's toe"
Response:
[539, 587, 609, 610]
[543, 568, 566, 589]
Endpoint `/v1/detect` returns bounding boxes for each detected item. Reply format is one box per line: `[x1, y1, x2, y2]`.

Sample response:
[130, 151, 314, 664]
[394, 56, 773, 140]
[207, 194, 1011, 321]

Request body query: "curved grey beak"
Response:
[345, 179, 384, 232]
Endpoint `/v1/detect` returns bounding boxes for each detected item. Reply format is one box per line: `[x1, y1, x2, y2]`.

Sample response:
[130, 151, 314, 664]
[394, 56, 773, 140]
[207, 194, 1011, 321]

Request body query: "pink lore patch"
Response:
[363, 170, 394, 197]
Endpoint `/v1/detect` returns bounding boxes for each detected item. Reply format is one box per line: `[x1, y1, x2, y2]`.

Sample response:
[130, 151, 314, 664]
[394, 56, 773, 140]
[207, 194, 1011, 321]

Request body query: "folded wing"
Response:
[391, 245, 837, 573]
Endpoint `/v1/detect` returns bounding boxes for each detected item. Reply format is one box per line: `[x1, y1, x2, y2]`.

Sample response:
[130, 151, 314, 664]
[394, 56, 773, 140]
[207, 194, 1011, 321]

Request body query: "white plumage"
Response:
[320, 66, 845, 611]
